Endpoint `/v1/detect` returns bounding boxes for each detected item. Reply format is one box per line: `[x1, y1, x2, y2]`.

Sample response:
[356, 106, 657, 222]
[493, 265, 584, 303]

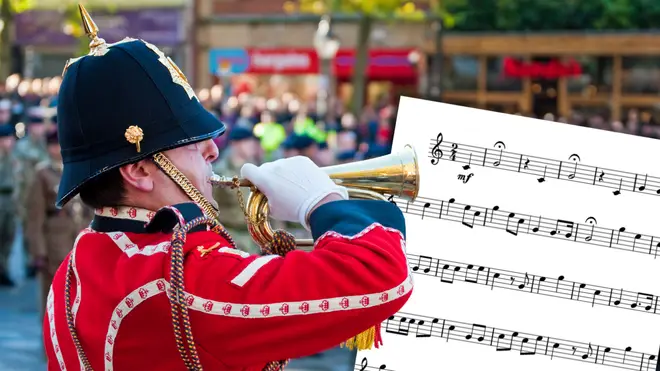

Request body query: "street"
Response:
[0, 226, 356, 371]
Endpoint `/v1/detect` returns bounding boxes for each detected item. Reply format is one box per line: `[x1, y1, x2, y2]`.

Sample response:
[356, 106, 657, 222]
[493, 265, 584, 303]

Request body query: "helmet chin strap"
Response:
[152, 152, 220, 220]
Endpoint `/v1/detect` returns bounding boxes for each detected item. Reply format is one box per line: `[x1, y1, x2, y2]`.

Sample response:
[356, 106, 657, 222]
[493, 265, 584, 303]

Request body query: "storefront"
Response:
[207, 47, 419, 105]
[14, 7, 187, 78]
[428, 33, 660, 121]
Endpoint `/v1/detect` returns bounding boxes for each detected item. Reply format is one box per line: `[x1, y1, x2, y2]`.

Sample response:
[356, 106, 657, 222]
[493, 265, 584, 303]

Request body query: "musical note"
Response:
[430, 133, 443, 165]
[420, 202, 431, 219]
[389, 194, 660, 261]
[464, 264, 486, 284]
[360, 357, 368, 371]
[504, 212, 525, 236]
[411, 255, 435, 275]
[440, 264, 461, 284]
[565, 154, 580, 180]
[461, 205, 481, 228]
[415, 318, 439, 338]
[623, 346, 632, 364]
[631, 292, 655, 311]
[427, 135, 660, 198]
[520, 335, 544, 355]
[613, 178, 623, 196]
[407, 253, 660, 317]
[385, 315, 413, 336]
[492, 141, 505, 167]
[463, 153, 472, 170]
[538, 166, 547, 183]
[584, 217, 597, 242]
[638, 174, 648, 191]
[465, 324, 487, 342]
[549, 219, 575, 239]
[383, 311, 656, 370]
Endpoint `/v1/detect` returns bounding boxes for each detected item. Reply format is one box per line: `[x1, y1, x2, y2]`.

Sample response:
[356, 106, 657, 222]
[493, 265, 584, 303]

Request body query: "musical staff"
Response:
[388, 194, 660, 260]
[407, 253, 660, 316]
[355, 357, 395, 371]
[428, 133, 660, 198]
[384, 312, 658, 371]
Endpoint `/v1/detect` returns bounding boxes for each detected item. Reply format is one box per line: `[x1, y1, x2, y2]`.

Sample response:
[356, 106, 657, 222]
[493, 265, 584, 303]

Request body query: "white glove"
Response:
[240, 156, 349, 230]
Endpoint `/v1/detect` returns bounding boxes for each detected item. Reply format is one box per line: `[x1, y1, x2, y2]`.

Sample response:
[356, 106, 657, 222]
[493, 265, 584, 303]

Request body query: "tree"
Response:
[0, 0, 32, 82]
[444, 0, 660, 31]
[292, 0, 451, 115]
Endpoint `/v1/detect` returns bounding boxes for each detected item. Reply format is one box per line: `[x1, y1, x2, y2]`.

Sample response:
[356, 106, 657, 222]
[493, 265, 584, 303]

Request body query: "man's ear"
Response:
[118, 159, 156, 192]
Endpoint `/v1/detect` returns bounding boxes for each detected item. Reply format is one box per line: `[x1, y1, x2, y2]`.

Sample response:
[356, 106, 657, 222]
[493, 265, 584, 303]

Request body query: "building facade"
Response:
[13, 2, 188, 78]
[429, 32, 660, 121]
[194, 0, 431, 105]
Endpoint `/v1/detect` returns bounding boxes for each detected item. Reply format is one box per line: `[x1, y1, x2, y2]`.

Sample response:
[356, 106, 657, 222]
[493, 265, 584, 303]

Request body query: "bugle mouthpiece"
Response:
[209, 173, 253, 188]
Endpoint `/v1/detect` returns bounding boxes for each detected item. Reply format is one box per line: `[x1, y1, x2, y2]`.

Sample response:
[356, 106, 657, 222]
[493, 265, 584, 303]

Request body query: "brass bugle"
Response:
[210, 144, 420, 248]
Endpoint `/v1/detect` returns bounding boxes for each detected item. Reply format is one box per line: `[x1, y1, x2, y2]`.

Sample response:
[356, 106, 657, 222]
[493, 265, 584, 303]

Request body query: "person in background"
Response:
[212, 126, 263, 255]
[295, 134, 320, 165]
[0, 99, 11, 125]
[315, 141, 334, 167]
[336, 149, 356, 165]
[253, 110, 286, 162]
[14, 107, 49, 276]
[26, 130, 92, 327]
[0, 124, 18, 286]
[282, 133, 301, 158]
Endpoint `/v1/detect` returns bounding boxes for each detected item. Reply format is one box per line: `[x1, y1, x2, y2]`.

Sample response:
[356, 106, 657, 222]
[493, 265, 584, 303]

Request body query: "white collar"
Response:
[94, 206, 156, 223]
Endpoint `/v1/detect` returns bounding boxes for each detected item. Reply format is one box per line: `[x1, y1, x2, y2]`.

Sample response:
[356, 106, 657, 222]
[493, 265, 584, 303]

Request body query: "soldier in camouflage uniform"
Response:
[26, 131, 93, 322]
[14, 108, 49, 272]
[0, 124, 19, 286]
[212, 126, 264, 255]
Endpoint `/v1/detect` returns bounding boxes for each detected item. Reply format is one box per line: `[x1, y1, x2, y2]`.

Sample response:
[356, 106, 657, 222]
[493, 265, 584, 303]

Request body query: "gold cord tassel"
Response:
[340, 325, 378, 351]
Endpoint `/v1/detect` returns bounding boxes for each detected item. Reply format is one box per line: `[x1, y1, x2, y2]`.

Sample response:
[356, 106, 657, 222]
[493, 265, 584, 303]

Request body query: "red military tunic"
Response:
[44, 199, 412, 370]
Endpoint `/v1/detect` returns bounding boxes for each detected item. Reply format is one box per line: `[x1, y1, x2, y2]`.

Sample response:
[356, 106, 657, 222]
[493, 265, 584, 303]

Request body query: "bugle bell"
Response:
[210, 144, 420, 248]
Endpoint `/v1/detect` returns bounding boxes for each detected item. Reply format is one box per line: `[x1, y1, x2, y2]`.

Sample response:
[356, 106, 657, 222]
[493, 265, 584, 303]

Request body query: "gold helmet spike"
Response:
[78, 4, 108, 56]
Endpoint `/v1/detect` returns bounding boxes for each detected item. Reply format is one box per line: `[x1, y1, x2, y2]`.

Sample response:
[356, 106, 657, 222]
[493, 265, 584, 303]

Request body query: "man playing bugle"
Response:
[44, 5, 412, 371]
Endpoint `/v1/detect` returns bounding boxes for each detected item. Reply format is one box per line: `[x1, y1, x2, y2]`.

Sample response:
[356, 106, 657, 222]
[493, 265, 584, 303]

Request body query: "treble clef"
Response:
[359, 357, 368, 371]
[431, 132, 443, 165]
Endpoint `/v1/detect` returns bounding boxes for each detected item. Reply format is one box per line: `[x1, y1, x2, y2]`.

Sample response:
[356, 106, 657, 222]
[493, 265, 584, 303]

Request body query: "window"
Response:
[439, 55, 478, 91]
[622, 57, 660, 94]
[567, 56, 613, 94]
[486, 56, 523, 91]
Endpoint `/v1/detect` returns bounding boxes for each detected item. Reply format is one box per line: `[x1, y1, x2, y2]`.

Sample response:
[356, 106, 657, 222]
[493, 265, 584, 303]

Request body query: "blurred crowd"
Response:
[1, 73, 659, 272]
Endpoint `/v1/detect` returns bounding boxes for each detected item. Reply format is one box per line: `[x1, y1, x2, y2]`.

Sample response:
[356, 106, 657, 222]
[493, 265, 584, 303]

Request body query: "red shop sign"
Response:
[245, 48, 320, 74]
[503, 57, 583, 79]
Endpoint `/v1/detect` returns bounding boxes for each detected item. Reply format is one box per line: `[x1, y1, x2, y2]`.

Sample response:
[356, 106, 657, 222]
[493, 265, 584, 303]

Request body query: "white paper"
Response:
[354, 97, 660, 371]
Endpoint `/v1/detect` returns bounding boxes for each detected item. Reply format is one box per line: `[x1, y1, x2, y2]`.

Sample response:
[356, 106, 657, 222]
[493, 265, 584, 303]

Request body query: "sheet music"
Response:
[355, 97, 660, 371]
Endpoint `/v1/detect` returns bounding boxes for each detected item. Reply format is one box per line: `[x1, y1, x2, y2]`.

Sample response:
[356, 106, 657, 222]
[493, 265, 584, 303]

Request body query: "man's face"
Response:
[161, 139, 220, 208]
[233, 138, 260, 162]
[0, 136, 14, 151]
[47, 143, 61, 161]
[29, 123, 46, 138]
[0, 109, 9, 123]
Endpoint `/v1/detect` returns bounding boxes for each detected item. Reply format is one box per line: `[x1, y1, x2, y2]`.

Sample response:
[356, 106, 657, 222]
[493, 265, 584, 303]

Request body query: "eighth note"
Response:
[458, 173, 475, 184]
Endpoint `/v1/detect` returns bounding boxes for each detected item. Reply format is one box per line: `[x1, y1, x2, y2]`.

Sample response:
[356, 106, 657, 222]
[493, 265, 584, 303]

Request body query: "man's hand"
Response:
[241, 156, 348, 230]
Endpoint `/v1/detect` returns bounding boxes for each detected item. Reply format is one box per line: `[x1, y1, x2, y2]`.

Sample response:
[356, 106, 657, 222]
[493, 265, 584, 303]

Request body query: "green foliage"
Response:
[444, 0, 660, 31]
[292, 0, 431, 21]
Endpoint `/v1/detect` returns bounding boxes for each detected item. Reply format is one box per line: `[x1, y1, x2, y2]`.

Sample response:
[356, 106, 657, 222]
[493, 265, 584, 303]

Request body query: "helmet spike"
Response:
[78, 3, 107, 55]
